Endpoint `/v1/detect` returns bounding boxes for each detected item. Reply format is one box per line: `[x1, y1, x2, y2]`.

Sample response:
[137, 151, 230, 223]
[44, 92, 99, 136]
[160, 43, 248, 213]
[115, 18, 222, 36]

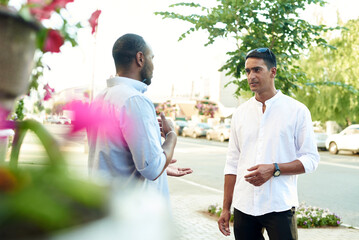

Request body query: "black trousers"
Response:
[233, 208, 298, 240]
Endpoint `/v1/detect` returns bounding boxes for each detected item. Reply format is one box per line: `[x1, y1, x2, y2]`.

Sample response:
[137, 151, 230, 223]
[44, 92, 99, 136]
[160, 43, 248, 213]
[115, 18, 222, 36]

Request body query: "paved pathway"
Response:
[169, 177, 359, 240]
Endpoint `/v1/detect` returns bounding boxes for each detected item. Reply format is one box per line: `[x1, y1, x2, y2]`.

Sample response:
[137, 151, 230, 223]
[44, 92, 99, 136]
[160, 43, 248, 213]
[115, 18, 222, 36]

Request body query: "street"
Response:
[172, 136, 359, 228]
[15, 124, 359, 228]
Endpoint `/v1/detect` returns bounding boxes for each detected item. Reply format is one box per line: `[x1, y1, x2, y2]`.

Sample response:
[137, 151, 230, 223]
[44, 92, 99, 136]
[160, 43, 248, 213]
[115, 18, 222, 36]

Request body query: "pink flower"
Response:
[64, 100, 120, 141]
[44, 83, 55, 93]
[83, 92, 89, 99]
[27, 0, 52, 20]
[27, 0, 74, 20]
[89, 10, 101, 34]
[50, 0, 74, 9]
[0, 108, 15, 130]
[43, 29, 64, 53]
[43, 83, 55, 101]
[43, 92, 52, 101]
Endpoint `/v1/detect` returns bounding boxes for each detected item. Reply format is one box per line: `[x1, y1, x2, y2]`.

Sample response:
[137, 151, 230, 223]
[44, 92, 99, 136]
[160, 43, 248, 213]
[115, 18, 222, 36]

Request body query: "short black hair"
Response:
[112, 33, 148, 70]
[245, 48, 277, 69]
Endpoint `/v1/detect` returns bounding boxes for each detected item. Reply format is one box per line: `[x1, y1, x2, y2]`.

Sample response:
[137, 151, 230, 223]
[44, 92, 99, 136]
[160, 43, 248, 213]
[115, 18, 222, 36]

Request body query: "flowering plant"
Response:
[0, 0, 101, 53]
[0, 107, 108, 239]
[195, 101, 218, 118]
[296, 202, 342, 228]
[155, 100, 178, 117]
[0, 0, 101, 115]
[208, 203, 234, 222]
[208, 202, 342, 228]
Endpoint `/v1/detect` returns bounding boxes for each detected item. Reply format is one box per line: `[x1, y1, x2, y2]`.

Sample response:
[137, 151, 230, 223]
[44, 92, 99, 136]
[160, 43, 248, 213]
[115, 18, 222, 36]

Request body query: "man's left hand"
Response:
[166, 159, 193, 177]
[158, 112, 174, 139]
[244, 164, 275, 186]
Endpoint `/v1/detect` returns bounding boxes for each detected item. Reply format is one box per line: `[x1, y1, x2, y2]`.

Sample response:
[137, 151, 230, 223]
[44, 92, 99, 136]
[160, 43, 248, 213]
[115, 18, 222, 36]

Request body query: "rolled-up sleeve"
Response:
[121, 95, 166, 180]
[296, 107, 320, 173]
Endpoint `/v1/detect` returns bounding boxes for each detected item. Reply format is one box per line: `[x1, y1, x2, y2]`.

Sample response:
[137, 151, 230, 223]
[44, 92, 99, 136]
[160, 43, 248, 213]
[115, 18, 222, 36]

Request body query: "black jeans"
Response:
[233, 208, 298, 240]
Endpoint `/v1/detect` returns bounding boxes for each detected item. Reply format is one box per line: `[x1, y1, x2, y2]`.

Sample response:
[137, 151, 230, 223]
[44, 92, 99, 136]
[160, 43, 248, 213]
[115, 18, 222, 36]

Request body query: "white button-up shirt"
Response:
[224, 91, 319, 216]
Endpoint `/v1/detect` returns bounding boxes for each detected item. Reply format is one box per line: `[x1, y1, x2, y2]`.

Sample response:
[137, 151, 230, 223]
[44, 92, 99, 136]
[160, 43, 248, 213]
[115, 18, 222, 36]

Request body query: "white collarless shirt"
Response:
[224, 91, 319, 216]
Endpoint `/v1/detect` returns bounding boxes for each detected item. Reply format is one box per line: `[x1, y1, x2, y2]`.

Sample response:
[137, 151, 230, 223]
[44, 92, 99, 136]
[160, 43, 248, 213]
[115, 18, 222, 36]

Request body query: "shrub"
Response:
[208, 202, 341, 228]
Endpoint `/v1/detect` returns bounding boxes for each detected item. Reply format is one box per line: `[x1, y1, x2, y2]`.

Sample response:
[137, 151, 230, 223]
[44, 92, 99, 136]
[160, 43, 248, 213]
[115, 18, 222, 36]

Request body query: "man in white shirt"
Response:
[217, 48, 319, 240]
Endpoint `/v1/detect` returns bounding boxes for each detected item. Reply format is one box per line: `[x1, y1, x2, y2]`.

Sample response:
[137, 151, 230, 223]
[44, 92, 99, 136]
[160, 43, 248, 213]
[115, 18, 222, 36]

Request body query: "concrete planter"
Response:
[0, 6, 39, 111]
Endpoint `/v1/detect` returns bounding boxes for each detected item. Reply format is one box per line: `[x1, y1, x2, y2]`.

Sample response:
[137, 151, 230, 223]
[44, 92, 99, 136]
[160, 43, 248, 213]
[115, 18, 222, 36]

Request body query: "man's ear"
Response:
[135, 51, 145, 67]
[271, 67, 277, 78]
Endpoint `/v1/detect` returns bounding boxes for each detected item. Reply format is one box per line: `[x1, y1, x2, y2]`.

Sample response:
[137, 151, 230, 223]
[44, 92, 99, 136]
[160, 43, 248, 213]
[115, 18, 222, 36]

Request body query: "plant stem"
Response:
[9, 120, 65, 169]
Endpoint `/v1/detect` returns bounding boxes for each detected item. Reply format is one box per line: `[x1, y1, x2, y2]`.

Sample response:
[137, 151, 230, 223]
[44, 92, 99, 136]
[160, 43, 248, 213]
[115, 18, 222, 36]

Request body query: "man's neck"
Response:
[116, 71, 141, 82]
[255, 89, 277, 104]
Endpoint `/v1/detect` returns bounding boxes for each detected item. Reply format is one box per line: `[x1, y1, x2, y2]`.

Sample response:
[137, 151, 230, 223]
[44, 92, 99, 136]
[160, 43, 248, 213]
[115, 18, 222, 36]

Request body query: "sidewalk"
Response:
[168, 177, 359, 240]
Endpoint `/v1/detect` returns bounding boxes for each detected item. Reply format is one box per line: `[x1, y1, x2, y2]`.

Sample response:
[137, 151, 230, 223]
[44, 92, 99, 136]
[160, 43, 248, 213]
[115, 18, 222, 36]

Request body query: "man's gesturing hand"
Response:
[158, 112, 174, 138]
[244, 164, 275, 186]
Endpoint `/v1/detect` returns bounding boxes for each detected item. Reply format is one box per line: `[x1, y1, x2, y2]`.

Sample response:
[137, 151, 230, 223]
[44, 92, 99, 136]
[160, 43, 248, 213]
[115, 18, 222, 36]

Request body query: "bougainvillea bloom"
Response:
[44, 83, 55, 93]
[43, 29, 64, 53]
[43, 92, 51, 101]
[27, 0, 74, 20]
[89, 10, 102, 34]
[43, 83, 55, 100]
[0, 108, 15, 130]
[25, 0, 100, 52]
[64, 100, 120, 141]
[50, 0, 74, 9]
[27, 0, 52, 20]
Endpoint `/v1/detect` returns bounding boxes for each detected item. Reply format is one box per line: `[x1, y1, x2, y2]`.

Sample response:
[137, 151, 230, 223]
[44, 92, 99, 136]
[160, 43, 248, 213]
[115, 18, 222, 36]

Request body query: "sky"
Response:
[40, 0, 359, 101]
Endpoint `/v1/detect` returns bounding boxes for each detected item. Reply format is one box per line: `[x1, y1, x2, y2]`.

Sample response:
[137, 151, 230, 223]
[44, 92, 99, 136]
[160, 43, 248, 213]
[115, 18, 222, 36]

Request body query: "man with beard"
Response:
[88, 33, 192, 201]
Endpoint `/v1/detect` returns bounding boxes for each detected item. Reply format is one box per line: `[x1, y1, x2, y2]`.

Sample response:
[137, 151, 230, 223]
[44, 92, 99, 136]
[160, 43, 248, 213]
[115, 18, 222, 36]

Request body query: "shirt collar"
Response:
[265, 90, 282, 106]
[106, 76, 148, 93]
[253, 90, 282, 107]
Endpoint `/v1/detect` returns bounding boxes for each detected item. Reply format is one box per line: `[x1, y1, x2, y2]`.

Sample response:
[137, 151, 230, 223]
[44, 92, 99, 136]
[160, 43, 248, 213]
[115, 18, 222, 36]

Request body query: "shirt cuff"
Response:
[139, 152, 166, 180]
[298, 154, 319, 173]
[224, 163, 237, 175]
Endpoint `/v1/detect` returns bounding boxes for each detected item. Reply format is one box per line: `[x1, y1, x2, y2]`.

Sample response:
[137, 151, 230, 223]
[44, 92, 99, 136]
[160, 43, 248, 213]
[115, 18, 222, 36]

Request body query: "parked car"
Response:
[206, 124, 230, 142]
[313, 121, 328, 151]
[182, 122, 211, 138]
[46, 116, 59, 124]
[174, 120, 188, 136]
[46, 116, 71, 125]
[314, 130, 328, 151]
[325, 124, 359, 154]
[58, 116, 71, 125]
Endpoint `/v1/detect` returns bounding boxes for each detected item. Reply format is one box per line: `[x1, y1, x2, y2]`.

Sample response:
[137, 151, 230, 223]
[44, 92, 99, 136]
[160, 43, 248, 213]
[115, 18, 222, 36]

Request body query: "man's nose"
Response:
[248, 71, 255, 80]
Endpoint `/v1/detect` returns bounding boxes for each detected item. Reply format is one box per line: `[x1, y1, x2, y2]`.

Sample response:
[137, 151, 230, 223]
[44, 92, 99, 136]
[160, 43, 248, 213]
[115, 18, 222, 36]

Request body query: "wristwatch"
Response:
[273, 163, 281, 177]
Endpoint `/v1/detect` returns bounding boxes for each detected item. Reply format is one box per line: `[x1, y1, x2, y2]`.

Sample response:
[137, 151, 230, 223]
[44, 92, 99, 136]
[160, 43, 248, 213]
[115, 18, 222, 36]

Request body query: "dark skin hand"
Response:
[244, 164, 275, 186]
[157, 114, 193, 177]
[153, 112, 177, 180]
[218, 174, 236, 236]
[166, 159, 193, 177]
[157, 114, 174, 138]
[245, 160, 305, 186]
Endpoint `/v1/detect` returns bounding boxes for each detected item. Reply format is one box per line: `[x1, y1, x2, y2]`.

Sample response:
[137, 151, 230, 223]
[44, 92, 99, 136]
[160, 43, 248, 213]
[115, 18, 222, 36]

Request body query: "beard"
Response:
[140, 62, 153, 85]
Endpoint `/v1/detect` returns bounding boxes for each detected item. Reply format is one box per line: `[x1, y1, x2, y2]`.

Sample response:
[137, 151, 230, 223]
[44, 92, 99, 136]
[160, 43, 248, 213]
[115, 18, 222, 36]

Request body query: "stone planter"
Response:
[0, 6, 39, 111]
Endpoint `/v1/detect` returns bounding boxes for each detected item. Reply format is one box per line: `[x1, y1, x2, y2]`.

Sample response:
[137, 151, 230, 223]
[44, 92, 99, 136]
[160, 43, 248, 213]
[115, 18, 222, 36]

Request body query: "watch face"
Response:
[274, 170, 281, 177]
